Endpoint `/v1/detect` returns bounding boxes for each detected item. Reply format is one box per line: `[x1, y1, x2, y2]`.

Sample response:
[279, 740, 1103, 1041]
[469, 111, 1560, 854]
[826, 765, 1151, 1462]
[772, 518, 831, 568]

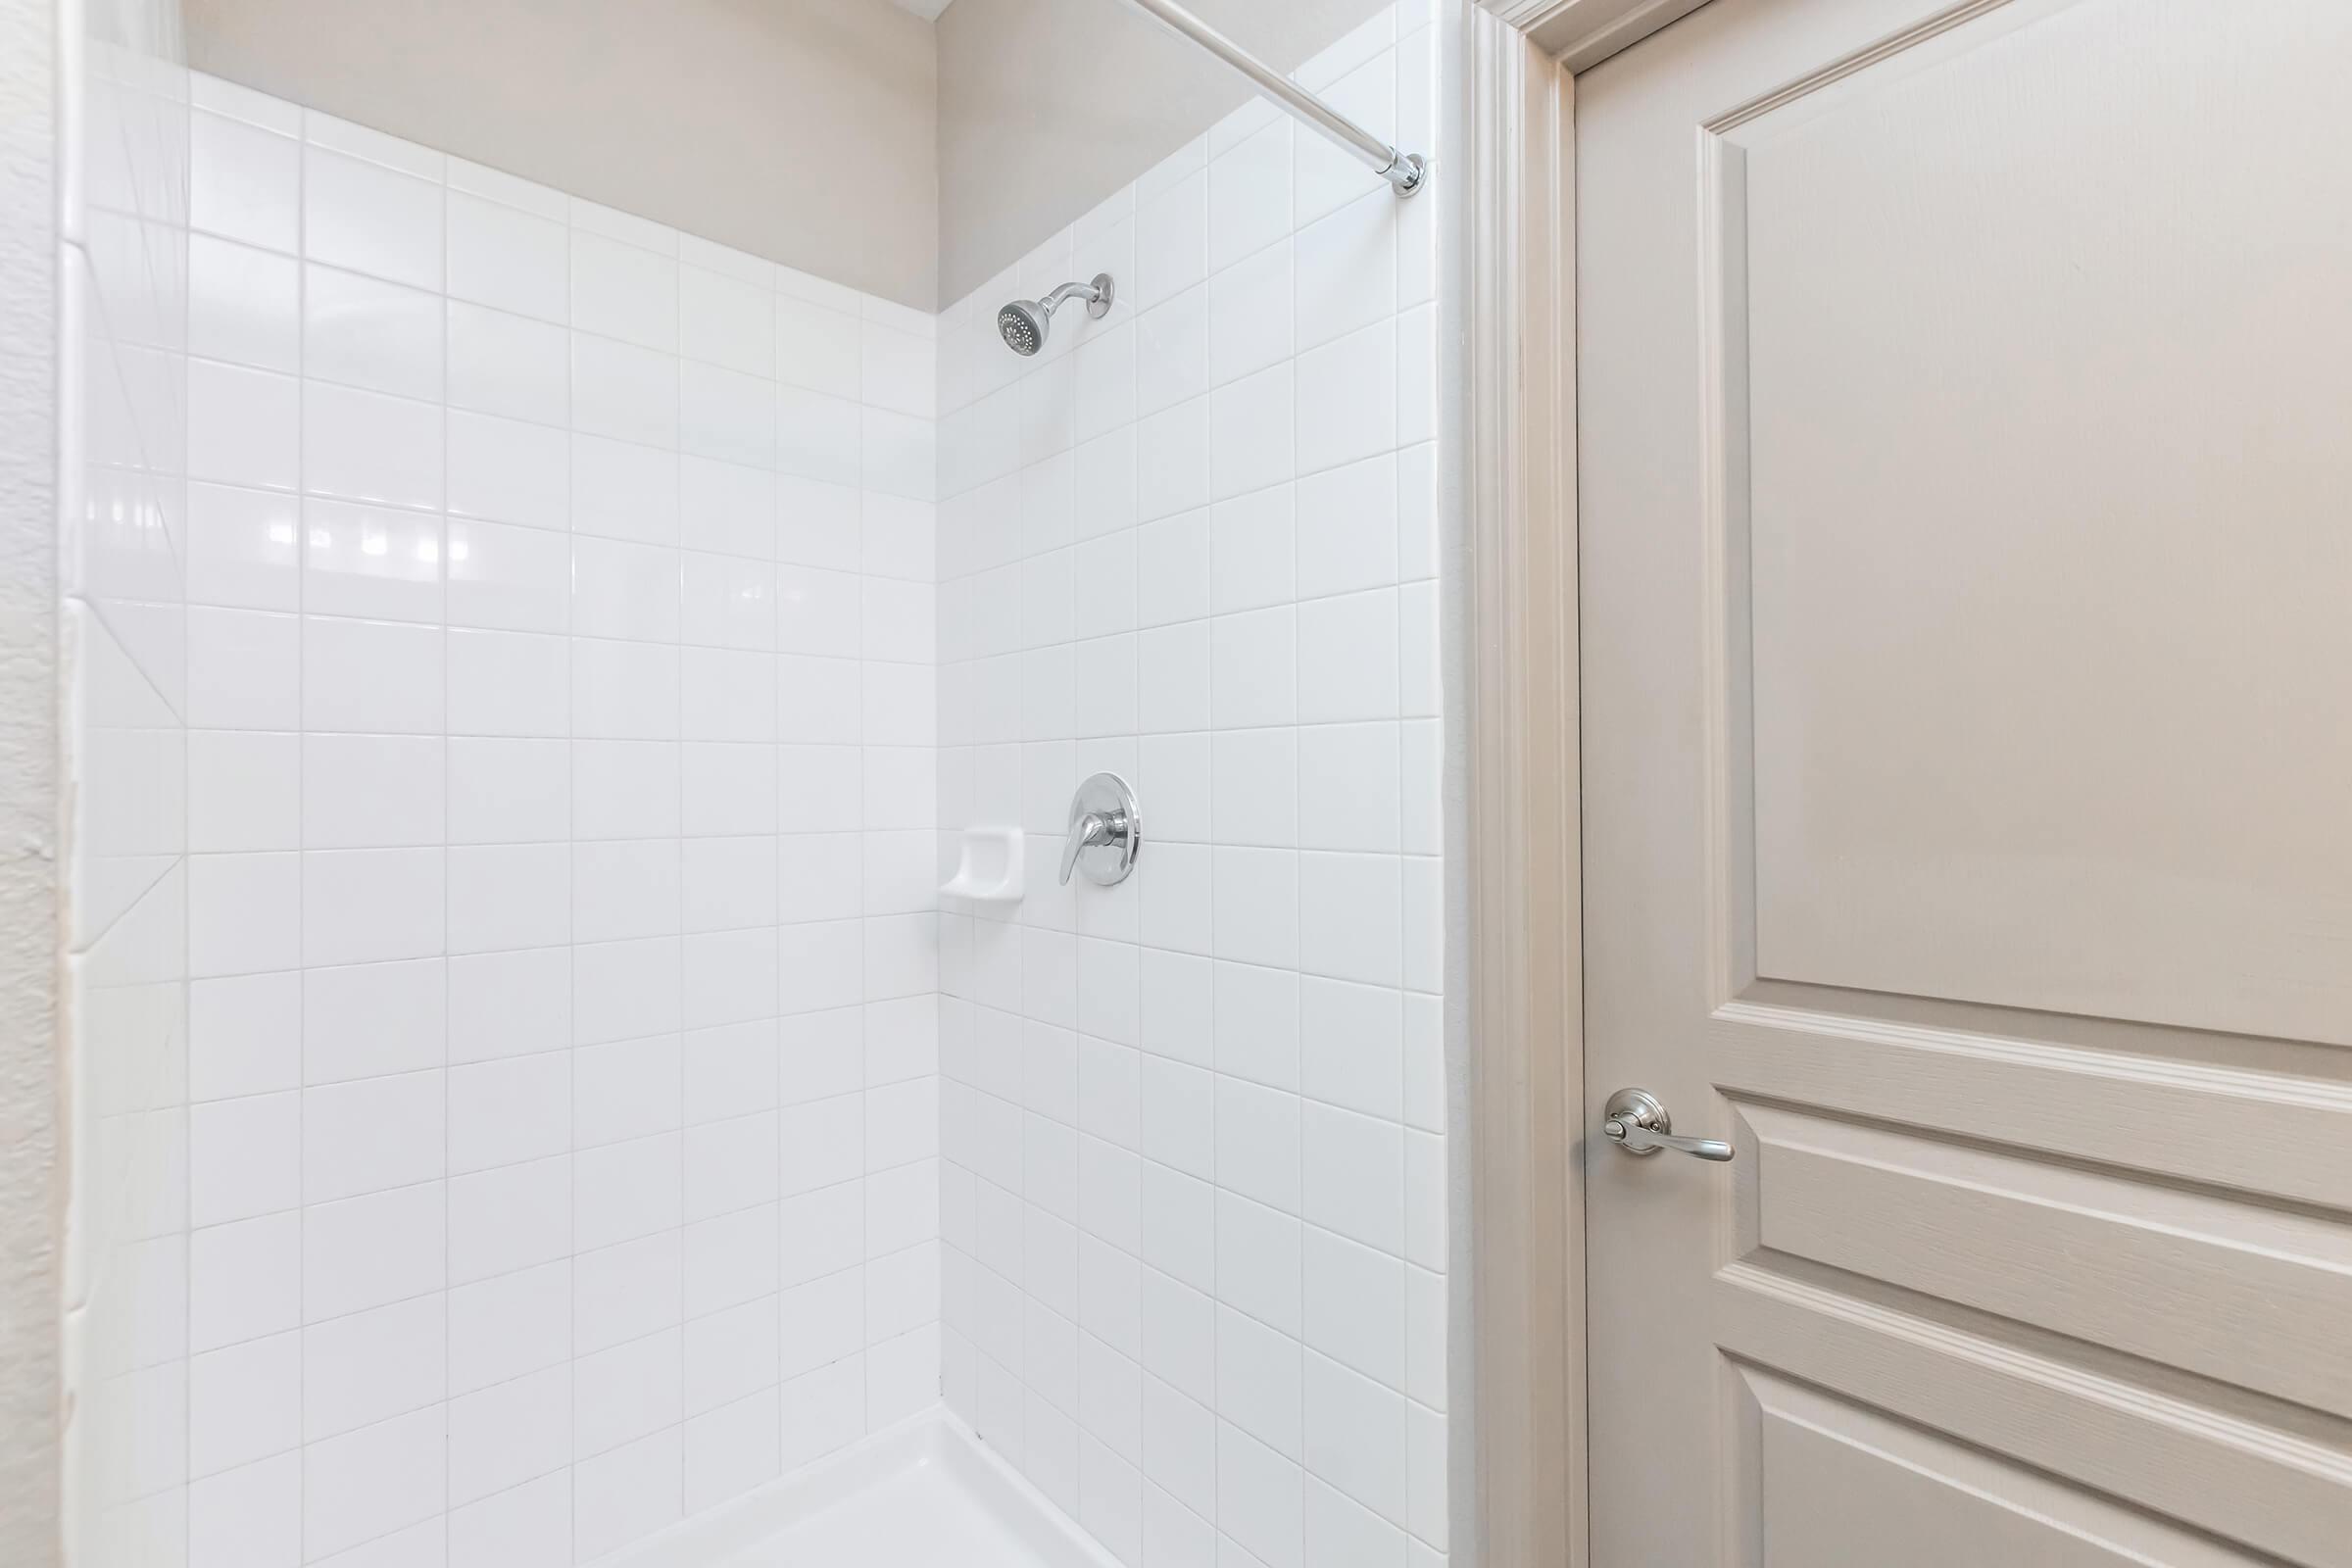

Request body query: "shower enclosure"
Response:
[54, 0, 1461, 1563]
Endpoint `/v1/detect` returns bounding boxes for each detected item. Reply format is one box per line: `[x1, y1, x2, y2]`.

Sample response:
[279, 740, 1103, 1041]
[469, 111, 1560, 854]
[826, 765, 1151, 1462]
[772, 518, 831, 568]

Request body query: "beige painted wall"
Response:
[0, 0, 58, 1557]
[187, 0, 942, 309]
[183, 0, 1392, 311]
[934, 0, 1389, 303]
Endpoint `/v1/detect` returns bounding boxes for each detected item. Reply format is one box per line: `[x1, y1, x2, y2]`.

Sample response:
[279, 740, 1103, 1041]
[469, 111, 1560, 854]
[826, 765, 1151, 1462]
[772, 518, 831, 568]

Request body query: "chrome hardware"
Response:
[1601, 1088, 1733, 1162]
[1059, 772, 1141, 887]
[1125, 0, 1429, 197]
[1060, 812, 1115, 882]
[996, 274, 1115, 357]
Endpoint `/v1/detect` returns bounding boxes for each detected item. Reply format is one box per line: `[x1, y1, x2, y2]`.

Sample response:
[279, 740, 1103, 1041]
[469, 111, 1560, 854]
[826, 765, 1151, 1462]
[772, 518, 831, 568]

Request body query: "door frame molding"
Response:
[1460, 8, 1581, 1568]
[1486, 0, 1720, 68]
[1459, 3, 1708, 1564]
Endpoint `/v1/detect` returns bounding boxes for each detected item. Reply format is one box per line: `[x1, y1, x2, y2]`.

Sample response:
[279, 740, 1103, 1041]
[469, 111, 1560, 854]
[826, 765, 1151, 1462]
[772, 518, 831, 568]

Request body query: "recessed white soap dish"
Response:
[939, 827, 1025, 906]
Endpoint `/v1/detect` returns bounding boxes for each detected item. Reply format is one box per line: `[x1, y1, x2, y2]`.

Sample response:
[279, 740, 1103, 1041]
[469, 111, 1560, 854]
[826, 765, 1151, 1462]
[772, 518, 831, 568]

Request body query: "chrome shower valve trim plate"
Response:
[1058, 772, 1141, 887]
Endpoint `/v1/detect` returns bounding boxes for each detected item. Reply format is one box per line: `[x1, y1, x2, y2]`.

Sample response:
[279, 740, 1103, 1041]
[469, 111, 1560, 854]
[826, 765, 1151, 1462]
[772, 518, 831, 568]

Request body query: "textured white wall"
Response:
[0, 0, 59, 1559]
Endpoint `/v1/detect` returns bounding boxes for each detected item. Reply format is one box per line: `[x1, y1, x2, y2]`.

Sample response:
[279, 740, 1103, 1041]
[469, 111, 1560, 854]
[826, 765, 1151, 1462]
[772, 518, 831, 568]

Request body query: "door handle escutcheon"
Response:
[1601, 1088, 1733, 1161]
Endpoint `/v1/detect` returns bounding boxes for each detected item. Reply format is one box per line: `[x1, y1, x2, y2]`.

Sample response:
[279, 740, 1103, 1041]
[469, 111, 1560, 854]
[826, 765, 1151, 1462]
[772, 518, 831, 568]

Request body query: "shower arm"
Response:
[1119, 0, 1429, 196]
[1040, 278, 1106, 312]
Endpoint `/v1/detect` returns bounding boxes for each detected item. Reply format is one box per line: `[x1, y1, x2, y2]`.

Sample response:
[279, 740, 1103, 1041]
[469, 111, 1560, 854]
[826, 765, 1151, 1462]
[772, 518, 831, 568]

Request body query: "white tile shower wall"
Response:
[932, 6, 1452, 1567]
[169, 77, 941, 1566]
[65, 5, 194, 1564]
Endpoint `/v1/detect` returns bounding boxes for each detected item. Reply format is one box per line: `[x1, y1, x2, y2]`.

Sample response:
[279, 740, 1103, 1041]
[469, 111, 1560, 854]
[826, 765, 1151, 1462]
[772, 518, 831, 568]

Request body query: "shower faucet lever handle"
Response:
[1059, 811, 1116, 885]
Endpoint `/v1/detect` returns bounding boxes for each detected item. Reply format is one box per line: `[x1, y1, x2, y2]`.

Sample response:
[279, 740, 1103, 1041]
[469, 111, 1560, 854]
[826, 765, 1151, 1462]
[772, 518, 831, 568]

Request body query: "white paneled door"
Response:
[1578, 0, 2352, 1562]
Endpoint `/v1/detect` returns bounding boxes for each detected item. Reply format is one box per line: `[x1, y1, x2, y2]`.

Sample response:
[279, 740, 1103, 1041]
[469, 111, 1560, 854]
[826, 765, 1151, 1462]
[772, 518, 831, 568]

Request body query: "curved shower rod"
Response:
[1121, 0, 1429, 196]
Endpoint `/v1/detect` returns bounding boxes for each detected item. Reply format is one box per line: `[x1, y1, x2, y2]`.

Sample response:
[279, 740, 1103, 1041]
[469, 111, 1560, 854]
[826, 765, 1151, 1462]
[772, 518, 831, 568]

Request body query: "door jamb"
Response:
[1461, 7, 1581, 1567]
[1459, 2, 1708, 1564]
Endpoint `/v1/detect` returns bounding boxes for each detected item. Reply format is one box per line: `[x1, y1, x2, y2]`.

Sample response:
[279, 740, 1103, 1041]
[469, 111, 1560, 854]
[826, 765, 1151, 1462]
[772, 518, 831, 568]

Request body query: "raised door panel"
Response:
[1748, 1371, 2266, 1568]
[1736, 0, 2352, 1043]
[1743, 1101, 2352, 1420]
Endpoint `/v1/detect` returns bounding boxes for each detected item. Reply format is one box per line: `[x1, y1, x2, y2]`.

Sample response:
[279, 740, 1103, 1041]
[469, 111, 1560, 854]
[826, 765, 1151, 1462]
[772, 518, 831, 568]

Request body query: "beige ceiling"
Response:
[878, 0, 956, 19]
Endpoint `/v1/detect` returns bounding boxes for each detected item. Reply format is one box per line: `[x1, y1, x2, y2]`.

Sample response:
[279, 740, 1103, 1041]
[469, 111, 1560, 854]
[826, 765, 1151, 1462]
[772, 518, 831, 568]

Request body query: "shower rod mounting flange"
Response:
[1384, 152, 1430, 196]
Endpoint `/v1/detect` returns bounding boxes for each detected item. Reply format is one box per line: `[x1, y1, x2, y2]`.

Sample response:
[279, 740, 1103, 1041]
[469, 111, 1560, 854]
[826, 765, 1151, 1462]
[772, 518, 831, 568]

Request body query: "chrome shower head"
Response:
[997, 272, 1115, 356]
[997, 300, 1048, 357]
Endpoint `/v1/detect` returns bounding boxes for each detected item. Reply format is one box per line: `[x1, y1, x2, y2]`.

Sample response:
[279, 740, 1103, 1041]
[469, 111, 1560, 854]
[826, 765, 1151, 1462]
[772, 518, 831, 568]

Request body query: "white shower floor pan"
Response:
[602, 1409, 1121, 1568]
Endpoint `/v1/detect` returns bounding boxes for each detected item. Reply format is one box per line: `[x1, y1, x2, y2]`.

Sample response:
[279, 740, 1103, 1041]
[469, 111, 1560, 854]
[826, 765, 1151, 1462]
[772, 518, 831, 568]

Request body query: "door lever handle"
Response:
[1601, 1088, 1733, 1162]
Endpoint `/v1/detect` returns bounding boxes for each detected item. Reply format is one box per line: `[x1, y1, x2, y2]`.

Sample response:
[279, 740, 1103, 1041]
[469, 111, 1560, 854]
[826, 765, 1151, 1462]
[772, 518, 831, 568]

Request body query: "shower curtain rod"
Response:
[1121, 0, 1429, 196]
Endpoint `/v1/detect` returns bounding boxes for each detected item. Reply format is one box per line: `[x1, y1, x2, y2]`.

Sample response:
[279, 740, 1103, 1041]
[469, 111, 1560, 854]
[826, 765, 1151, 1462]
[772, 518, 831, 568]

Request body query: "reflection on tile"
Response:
[304, 143, 444, 288]
[303, 499, 444, 623]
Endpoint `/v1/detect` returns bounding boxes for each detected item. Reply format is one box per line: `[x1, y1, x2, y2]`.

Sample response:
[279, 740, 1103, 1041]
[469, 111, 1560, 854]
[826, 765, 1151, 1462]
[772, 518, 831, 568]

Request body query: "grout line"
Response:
[433, 160, 460, 1539]
[562, 174, 583, 1562]
[672, 240, 690, 1524]
[281, 114, 315, 1558]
